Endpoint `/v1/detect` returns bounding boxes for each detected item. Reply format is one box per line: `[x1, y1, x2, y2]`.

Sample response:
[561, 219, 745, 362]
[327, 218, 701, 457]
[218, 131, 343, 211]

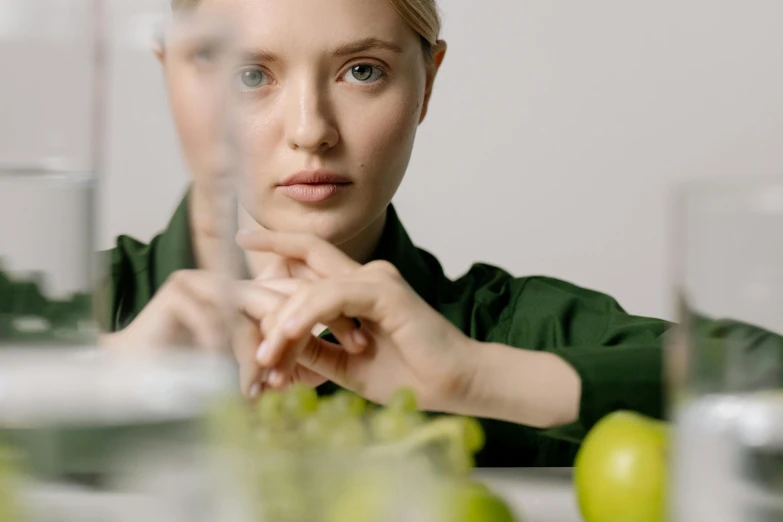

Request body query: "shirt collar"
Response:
[369, 204, 439, 307]
[152, 191, 198, 291]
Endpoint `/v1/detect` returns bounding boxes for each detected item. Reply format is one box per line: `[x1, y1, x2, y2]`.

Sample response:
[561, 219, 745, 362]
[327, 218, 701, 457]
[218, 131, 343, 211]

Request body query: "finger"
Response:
[230, 281, 293, 395]
[255, 255, 320, 283]
[265, 335, 313, 389]
[263, 279, 383, 360]
[296, 337, 355, 390]
[252, 277, 305, 297]
[232, 314, 263, 396]
[166, 287, 225, 351]
[266, 313, 368, 386]
[168, 270, 228, 303]
[291, 364, 329, 388]
[256, 255, 293, 280]
[256, 312, 365, 367]
[236, 229, 359, 277]
[288, 259, 322, 281]
[234, 280, 288, 320]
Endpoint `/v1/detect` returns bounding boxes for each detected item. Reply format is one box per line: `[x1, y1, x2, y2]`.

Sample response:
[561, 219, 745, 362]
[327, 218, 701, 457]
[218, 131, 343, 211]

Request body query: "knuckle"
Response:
[292, 286, 316, 307]
[168, 269, 195, 288]
[366, 260, 400, 279]
[261, 314, 276, 335]
[302, 338, 323, 368]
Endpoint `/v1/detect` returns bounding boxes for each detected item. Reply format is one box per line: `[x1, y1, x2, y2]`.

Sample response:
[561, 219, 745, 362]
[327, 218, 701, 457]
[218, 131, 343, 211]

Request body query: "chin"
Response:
[258, 204, 368, 246]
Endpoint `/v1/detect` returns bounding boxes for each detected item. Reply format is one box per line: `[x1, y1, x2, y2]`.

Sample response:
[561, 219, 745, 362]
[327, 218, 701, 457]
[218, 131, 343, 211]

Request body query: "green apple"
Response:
[574, 411, 668, 522]
[439, 481, 518, 522]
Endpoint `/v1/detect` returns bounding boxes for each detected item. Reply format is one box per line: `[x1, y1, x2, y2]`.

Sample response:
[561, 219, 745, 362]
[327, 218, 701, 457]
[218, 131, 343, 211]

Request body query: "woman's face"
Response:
[161, 0, 445, 246]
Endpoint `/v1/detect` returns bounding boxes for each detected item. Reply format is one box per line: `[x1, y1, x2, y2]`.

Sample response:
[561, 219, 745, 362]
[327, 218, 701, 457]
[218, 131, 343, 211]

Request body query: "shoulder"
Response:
[444, 263, 622, 312]
[98, 193, 196, 331]
[97, 234, 161, 332]
[439, 263, 669, 347]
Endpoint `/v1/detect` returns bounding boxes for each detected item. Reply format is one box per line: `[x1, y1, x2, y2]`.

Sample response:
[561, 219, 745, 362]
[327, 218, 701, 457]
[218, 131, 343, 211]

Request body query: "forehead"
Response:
[200, 0, 417, 51]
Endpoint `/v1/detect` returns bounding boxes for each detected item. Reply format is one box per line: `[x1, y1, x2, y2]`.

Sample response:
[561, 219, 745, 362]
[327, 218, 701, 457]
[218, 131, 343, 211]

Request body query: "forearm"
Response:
[458, 341, 582, 429]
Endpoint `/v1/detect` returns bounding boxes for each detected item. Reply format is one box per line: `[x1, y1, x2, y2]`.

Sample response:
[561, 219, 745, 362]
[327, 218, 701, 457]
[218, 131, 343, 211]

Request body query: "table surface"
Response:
[474, 468, 581, 522]
[23, 467, 581, 522]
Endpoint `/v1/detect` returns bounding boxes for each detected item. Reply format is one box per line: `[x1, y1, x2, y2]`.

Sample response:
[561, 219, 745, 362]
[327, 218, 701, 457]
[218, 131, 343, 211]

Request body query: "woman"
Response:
[101, 0, 670, 466]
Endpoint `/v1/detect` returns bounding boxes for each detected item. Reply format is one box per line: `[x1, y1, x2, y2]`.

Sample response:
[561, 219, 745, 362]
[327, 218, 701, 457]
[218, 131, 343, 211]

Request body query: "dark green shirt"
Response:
[101, 193, 670, 466]
[4, 192, 782, 472]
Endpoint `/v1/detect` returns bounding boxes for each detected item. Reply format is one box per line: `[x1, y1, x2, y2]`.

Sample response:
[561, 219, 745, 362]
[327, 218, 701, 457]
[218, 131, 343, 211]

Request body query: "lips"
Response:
[277, 170, 352, 203]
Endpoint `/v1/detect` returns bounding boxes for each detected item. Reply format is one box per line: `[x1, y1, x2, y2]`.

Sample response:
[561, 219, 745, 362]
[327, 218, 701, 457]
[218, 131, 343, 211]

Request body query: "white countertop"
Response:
[21, 467, 582, 522]
[475, 468, 582, 522]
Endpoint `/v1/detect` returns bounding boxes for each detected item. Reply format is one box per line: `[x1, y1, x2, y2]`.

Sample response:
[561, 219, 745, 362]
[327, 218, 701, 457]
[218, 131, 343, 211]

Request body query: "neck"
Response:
[190, 188, 388, 276]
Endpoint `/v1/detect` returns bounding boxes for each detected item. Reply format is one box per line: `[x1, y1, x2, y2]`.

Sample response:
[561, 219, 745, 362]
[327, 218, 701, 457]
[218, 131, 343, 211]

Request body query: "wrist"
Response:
[456, 342, 582, 429]
[99, 330, 131, 351]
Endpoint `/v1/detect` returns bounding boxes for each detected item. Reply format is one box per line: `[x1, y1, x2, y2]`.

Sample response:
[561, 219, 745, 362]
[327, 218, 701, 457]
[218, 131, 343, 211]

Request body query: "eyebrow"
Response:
[237, 38, 403, 64]
[333, 38, 404, 57]
[239, 48, 279, 63]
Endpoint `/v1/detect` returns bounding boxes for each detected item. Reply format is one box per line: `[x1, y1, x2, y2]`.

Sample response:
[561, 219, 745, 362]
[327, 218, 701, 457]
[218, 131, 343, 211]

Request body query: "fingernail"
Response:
[352, 329, 368, 347]
[268, 370, 283, 387]
[249, 382, 260, 399]
[256, 341, 272, 363]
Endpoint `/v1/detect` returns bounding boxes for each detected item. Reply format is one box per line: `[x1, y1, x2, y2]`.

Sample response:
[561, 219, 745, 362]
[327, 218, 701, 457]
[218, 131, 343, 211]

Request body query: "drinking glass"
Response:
[669, 177, 783, 521]
[0, 5, 249, 521]
[0, 0, 103, 346]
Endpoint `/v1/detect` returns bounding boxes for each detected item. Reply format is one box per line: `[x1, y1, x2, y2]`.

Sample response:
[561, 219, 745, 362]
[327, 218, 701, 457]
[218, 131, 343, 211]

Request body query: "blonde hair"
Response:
[172, 0, 440, 53]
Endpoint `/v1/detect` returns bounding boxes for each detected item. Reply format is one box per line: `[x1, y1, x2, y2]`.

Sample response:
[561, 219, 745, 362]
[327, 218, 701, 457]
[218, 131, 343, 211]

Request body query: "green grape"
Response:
[326, 390, 367, 418]
[387, 387, 418, 412]
[370, 410, 425, 444]
[255, 427, 275, 449]
[326, 417, 367, 449]
[326, 472, 394, 522]
[461, 417, 486, 453]
[256, 390, 284, 424]
[0, 441, 23, 522]
[300, 416, 331, 447]
[205, 393, 253, 448]
[282, 383, 319, 420]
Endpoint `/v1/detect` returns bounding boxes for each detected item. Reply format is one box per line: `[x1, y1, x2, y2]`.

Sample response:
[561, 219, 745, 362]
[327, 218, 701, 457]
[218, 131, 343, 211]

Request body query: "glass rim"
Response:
[673, 175, 783, 217]
[0, 164, 95, 179]
[675, 175, 783, 198]
[0, 348, 237, 426]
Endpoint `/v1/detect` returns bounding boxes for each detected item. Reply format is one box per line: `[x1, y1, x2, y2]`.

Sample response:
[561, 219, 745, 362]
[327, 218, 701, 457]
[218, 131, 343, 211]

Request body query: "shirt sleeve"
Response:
[500, 276, 671, 441]
[501, 276, 783, 447]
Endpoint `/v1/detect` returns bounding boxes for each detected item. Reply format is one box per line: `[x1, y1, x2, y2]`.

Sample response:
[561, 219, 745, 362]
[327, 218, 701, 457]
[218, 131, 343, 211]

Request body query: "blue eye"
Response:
[343, 64, 384, 84]
[236, 67, 268, 90]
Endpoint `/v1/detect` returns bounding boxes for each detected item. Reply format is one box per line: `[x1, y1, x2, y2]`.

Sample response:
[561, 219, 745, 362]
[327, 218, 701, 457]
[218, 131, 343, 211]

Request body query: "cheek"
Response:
[235, 107, 279, 193]
[237, 109, 277, 159]
[167, 69, 224, 180]
[341, 89, 422, 174]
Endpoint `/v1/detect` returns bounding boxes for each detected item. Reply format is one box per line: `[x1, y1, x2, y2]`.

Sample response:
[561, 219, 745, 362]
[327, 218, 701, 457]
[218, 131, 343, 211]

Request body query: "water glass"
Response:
[669, 178, 783, 521]
[0, 0, 102, 346]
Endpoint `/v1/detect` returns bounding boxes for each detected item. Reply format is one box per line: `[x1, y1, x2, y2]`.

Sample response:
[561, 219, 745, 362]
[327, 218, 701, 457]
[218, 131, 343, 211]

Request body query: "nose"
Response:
[285, 80, 339, 155]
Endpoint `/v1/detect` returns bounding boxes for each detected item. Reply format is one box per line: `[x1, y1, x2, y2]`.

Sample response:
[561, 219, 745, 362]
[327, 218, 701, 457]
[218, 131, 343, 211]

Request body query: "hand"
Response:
[250, 254, 333, 392]
[237, 230, 480, 413]
[100, 269, 360, 397]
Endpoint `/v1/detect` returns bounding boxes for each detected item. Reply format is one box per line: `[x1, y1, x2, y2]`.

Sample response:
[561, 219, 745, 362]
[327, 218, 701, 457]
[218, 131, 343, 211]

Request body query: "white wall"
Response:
[99, 0, 783, 322]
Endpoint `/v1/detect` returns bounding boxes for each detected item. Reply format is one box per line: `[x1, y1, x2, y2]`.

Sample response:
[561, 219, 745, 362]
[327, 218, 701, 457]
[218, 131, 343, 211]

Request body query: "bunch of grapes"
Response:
[207, 385, 517, 522]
